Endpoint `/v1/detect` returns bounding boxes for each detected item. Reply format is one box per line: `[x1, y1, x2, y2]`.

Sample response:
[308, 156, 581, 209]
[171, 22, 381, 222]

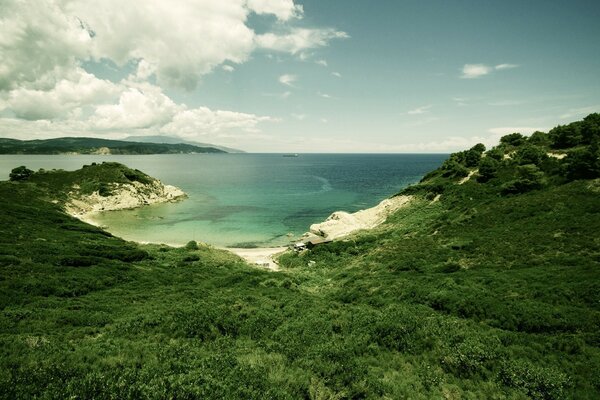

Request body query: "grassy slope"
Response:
[1, 116, 599, 399]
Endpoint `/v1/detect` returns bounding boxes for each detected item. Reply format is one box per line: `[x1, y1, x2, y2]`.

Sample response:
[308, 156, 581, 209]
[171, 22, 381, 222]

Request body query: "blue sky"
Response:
[1, 0, 599, 152]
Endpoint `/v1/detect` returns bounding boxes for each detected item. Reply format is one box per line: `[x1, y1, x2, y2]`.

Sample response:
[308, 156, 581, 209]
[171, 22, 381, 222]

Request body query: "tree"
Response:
[9, 166, 34, 182]
[514, 145, 548, 166]
[528, 131, 550, 146]
[548, 122, 582, 149]
[500, 133, 526, 147]
[563, 140, 600, 180]
[501, 164, 546, 195]
[580, 113, 600, 145]
[477, 157, 499, 183]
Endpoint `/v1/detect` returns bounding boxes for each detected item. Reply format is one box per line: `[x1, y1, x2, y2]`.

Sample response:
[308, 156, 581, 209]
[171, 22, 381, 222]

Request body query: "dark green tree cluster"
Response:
[8, 165, 34, 181]
[548, 113, 600, 149]
[418, 113, 600, 196]
[439, 143, 486, 178]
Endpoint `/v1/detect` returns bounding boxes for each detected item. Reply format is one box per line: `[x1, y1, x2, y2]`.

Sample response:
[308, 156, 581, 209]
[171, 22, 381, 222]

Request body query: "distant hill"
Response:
[0, 137, 226, 155]
[124, 135, 245, 153]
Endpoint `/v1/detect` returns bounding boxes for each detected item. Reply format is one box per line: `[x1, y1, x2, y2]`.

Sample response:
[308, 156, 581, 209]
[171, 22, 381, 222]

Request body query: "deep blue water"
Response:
[0, 154, 447, 246]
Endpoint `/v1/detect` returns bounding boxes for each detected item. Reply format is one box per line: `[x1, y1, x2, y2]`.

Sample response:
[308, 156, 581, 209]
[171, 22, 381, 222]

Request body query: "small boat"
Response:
[282, 153, 299, 157]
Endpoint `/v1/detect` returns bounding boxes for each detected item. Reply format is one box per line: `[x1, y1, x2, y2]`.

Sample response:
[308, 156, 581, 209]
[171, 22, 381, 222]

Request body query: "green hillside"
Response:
[0, 114, 599, 398]
[0, 137, 226, 154]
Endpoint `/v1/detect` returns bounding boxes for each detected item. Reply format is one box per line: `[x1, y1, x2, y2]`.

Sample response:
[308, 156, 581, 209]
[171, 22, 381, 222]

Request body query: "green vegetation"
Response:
[1, 114, 599, 398]
[10, 161, 157, 202]
[0, 137, 226, 154]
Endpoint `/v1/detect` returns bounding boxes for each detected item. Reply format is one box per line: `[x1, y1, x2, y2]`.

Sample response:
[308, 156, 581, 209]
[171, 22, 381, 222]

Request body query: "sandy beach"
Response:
[226, 247, 287, 271]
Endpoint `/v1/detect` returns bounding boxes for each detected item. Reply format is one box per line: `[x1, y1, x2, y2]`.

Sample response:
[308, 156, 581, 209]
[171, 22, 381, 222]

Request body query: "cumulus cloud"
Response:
[91, 84, 179, 130]
[6, 68, 119, 120]
[0, 0, 93, 90]
[332, 72, 342, 78]
[246, 0, 303, 21]
[161, 107, 276, 137]
[315, 59, 328, 67]
[1, 0, 345, 91]
[279, 74, 297, 86]
[0, 0, 344, 142]
[461, 63, 519, 79]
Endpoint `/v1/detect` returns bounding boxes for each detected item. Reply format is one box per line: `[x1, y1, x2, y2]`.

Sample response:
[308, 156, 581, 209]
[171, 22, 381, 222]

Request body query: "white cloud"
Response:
[318, 92, 333, 99]
[461, 64, 494, 79]
[1, 0, 344, 92]
[66, 0, 257, 89]
[134, 59, 156, 81]
[461, 63, 519, 79]
[495, 63, 518, 70]
[256, 28, 348, 54]
[246, 0, 303, 21]
[488, 127, 543, 136]
[315, 59, 328, 67]
[1, 0, 345, 143]
[383, 136, 493, 153]
[332, 72, 342, 78]
[279, 74, 297, 86]
[161, 107, 276, 137]
[0, 0, 93, 91]
[407, 105, 432, 115]
[6, 68, 119, 120]
[91, 84, 179, 130]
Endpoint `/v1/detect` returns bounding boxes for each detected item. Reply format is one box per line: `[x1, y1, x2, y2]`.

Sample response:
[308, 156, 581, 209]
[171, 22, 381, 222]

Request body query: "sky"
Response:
[1, 0, 599, 153]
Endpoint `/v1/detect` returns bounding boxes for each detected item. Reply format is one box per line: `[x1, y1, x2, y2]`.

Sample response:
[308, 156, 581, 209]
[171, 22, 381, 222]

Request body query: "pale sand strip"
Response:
[226, 247, 287, 271]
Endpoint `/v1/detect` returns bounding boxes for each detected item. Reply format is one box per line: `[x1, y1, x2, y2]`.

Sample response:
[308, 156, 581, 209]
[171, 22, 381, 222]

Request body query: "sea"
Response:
[0, 154, 447, 247]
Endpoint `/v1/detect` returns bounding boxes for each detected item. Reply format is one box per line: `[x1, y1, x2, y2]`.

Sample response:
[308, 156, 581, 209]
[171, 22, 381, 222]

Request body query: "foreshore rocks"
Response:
[65, 179, 186, 221]
[307, 195, 412, 240]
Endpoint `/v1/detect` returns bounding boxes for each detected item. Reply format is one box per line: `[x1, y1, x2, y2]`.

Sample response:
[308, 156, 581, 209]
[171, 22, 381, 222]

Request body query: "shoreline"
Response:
[67, 194, 413, 271]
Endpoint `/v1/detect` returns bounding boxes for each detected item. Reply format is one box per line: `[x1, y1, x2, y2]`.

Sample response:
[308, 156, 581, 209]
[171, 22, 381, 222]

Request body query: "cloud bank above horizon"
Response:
[0, 1, 599, 152]
[0, 0, 345, 144]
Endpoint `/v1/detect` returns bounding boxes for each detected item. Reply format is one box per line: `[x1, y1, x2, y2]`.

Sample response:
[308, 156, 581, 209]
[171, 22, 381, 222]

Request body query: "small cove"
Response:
[0, 153, 447, 247]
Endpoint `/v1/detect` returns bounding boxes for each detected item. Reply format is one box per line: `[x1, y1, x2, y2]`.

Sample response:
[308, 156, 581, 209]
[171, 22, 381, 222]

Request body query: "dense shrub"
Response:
[528, 131, 551, 146]
[185, 240, 199, 250]
[500, 133, 526, 147]
[501, 165, 546, 195]
[9, 166, 34, 181]
[514, 145, 548, 166]
[499, 360, 571, 400]
[563, 141, 600, 180]
[477, 157, 499, 182]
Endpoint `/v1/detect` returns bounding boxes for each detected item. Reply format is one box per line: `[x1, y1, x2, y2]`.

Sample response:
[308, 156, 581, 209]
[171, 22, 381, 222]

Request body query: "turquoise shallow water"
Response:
[0, 154, 447, 247]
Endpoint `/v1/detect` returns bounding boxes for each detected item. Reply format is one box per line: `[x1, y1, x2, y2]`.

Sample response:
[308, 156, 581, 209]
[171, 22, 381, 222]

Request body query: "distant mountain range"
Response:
[0, 137, 229, 155]
[124, 135, 245, 153]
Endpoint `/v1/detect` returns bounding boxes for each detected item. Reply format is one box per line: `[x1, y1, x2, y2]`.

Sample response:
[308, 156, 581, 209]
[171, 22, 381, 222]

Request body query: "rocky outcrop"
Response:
[308, 195, 412, 240]
[65, 179, 186, 221]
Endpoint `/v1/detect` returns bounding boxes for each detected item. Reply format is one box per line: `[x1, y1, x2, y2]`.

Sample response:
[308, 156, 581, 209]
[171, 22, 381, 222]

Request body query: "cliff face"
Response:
[65, 179, 186, 219]
[308, 195, 412, 240]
